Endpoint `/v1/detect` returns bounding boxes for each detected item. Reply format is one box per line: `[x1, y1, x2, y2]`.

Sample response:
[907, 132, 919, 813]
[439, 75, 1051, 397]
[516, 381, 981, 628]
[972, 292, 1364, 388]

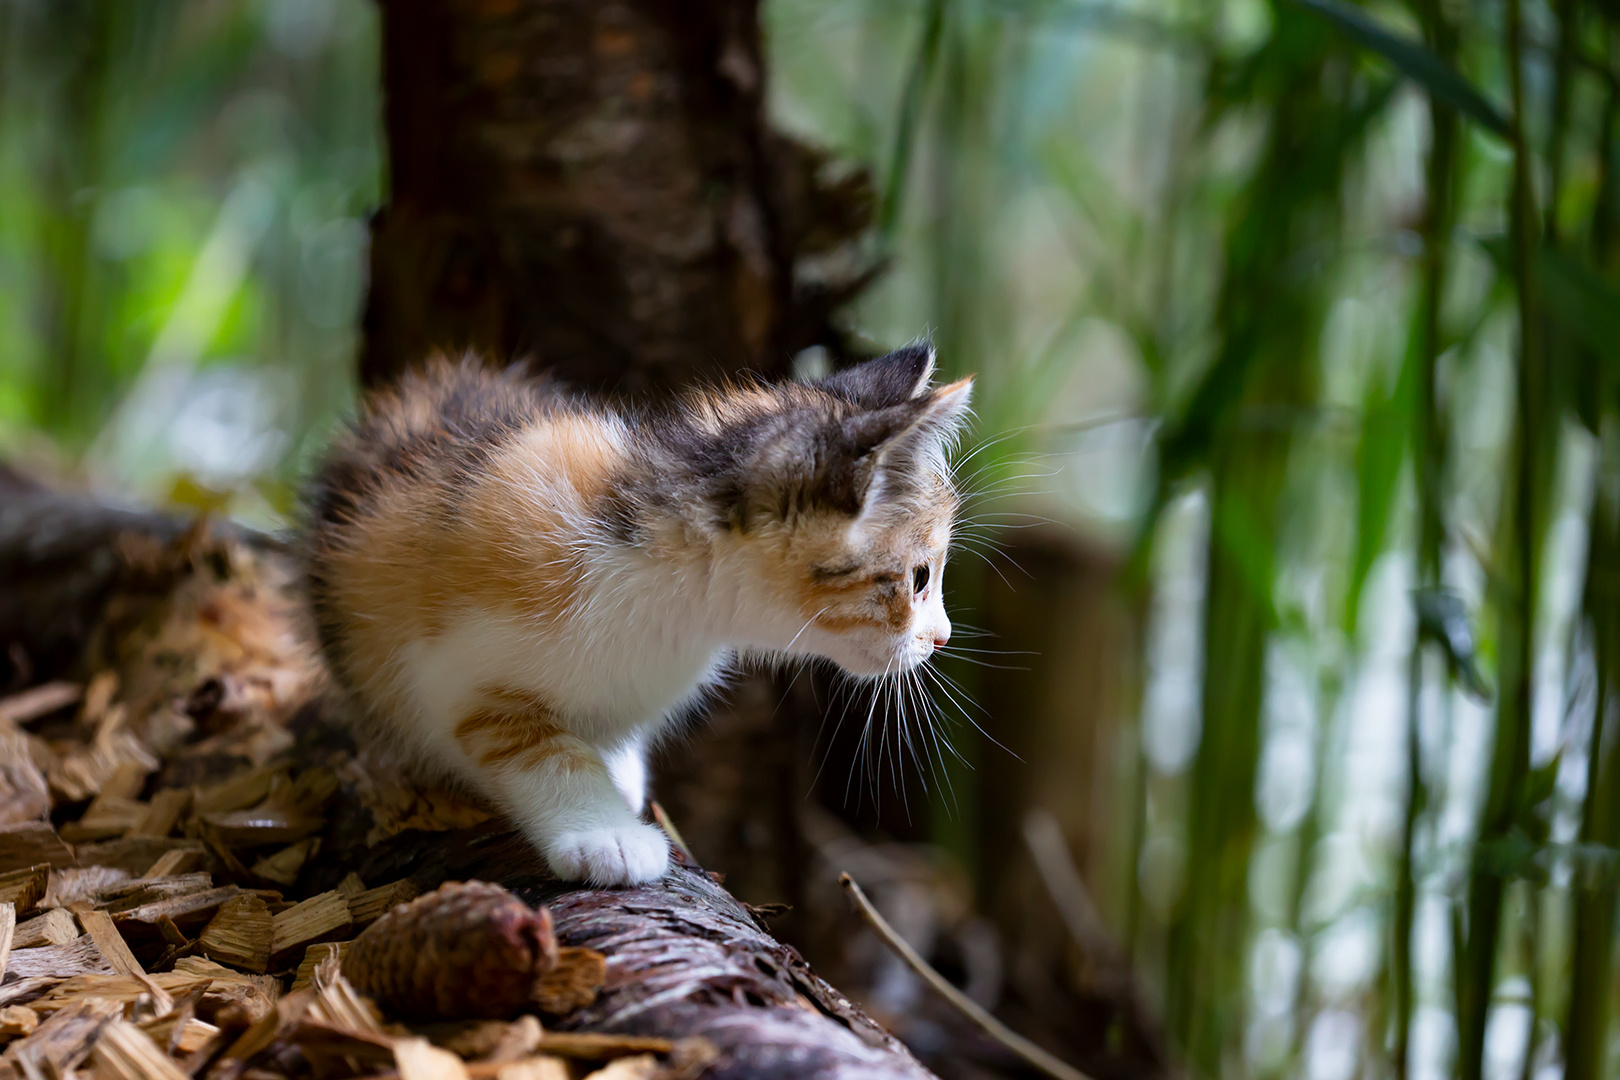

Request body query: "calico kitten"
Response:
[304, 344, 972, 885]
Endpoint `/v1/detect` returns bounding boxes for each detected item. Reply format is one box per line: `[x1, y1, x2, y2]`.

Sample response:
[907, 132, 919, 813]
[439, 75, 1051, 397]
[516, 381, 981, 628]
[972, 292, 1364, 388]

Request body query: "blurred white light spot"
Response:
[1245, 1013, 1293, 1073]
[168, 368, 289, 488]
[1249, 927, 1301, 1016]
[1411, 1005, 1456, 1080]
[1142, 671, 1200, 773]
[1302, 833, 1371, 925]
[1306, 1010, 1361, 1080]
[1485, 996, 1532, 1080]
[792, 346, 832, 382]
[1257, 725, 1314, 832]
[1312, 908, 1381, 1001]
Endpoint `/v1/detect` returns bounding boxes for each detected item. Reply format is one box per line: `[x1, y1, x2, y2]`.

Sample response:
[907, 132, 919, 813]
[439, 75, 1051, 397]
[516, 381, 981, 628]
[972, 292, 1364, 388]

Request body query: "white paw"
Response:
[544, 822, 669, 886]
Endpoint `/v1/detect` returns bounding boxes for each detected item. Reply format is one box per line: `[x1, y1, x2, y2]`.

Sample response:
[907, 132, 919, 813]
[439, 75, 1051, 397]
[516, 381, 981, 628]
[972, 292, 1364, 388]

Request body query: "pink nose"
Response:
[932, 633, 950, 648]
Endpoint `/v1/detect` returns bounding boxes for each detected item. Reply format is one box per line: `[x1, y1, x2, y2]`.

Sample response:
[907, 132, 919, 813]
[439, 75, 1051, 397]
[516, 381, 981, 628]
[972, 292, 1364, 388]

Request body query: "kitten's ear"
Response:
[846, 376, 974, 515]
[819, 341, 936, 409]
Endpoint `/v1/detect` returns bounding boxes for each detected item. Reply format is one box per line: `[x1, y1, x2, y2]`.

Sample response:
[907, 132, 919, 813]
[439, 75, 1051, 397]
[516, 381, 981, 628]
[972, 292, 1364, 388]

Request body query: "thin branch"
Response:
[1022, 810, 1119, 965]
[839, 873, 1093, 1080]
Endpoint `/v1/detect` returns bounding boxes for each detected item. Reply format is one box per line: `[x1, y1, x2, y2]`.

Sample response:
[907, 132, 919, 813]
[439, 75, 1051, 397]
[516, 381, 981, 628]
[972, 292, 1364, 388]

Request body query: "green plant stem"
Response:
[1458, 4, 1542, 1079]
[877, 0, 947, 247]
[1561, 40, 1620, 1080]
[1391, 6, 1458, 1072]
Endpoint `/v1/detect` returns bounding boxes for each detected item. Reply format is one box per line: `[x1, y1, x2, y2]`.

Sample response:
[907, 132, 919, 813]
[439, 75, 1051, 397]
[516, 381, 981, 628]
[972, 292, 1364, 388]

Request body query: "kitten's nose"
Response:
[933, 629, 950, 648]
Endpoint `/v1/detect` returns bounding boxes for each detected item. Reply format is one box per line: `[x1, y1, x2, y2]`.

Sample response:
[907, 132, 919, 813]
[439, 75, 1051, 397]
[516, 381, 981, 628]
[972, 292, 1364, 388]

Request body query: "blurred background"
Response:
[2, 2, 1618, 1080]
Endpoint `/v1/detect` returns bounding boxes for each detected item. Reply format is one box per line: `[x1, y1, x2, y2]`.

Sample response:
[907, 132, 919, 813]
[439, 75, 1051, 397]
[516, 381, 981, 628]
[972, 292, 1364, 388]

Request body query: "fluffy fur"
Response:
[304, 345, 973, 885]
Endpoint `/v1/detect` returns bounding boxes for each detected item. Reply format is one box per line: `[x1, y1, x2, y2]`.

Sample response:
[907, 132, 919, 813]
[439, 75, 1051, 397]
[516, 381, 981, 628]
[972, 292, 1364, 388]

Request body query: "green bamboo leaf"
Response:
[1414, 589, 1493, 702]
[1287, 0, 1510, 138]
[1345, 347, 1414, 637]
[1535, 248, 1620, 364]
[1476, 234, 1620, 365]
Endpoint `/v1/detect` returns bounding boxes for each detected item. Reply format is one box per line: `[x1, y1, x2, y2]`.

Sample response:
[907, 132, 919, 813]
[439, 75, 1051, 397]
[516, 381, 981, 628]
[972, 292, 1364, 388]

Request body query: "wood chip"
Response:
[0, 904, 12, 983]
[0, 683, 81, 727]
[59, 795, 145, 842]
[348, 879, 420, 927]
[269, 891, 350, 968]
[288, 1017, 397, 1073]
[149, 1016, 219, 1055]
[97, 873, 215, 914]
[77, 908, 143, 976]
[98, 761, 151, 802]
[533, 947, 607, 1015]
[493, 1059, 570, 1080]
[291, 943, 350, 993]
[27, 957, 277, 1021]
[81, 671, 118, 723]
[0, 1006, 36, 1041]
[197, 894, 272, 974]
[4, 935, 116, 979]
[249, 838, 319, 888]
[0, 977, 56, 1010]
[91, 1018, 191, 1080]
[0, 866, 48, 915]
[12, 910, 76, 950]
[73, 837, 205, 876]
[431, 1016, 543, 1063]
[0, 732, 51, 826]
[171, 956, 280, 1021]
[42, 865, 130, 909]
[536, 1033, 674, 1059]
[0, 825, 72, 874]
[193, 766, 284, 817]
[582, 1054, 661, 1080]
[396, 1036, 472, 1080]
[487, 1016, 544, 1064]
[116, 885, 242, 935]
[0, 997, 119, 1076]
[47, 711, 158, 802]
[129, 789, 192, 839]
[196, 808, 324, 849]
[301, 952, 384, 1040]
[216, 987, 308, 1065]
[142, 848, 207, 878]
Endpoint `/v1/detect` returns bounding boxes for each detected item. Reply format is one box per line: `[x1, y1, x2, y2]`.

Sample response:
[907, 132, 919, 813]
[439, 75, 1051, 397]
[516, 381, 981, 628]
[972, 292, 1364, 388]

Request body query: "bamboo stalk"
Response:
[1457, 4, 1543, 1079]
[1560, 32, 1620, 1080]
[1392, 6, 1460, 1077]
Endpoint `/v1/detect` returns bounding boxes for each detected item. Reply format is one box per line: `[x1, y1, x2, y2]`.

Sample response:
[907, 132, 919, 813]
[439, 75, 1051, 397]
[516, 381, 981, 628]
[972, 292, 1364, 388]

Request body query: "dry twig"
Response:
[840, 872, 1092, 1080]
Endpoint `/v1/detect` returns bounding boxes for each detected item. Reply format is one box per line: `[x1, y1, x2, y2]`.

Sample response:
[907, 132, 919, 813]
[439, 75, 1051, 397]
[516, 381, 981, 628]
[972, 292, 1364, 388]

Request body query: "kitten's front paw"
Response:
[544, 822, 669, 886]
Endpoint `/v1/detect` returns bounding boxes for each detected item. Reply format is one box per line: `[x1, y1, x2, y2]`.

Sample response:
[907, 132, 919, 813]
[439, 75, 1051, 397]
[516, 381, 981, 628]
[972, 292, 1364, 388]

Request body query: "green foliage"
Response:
[0, 0, 378, 522]
[773, 0, 1620, 1078]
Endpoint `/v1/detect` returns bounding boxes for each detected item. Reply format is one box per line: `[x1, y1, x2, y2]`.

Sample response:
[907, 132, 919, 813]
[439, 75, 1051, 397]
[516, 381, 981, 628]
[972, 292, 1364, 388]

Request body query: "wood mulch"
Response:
[0, 502, 934, 1080]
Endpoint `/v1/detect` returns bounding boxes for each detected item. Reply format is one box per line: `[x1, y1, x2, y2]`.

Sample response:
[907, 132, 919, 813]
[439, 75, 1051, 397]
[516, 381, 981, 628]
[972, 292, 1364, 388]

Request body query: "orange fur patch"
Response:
[454, 687, 598, 775]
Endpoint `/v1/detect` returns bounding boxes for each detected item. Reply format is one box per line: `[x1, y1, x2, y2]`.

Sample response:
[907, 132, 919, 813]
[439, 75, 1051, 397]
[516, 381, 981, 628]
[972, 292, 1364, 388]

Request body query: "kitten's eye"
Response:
[912, 564, 930, 596]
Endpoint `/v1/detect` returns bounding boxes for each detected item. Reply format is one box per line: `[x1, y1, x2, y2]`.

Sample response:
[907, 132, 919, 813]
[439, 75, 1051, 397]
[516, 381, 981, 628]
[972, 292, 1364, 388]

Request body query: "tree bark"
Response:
[362, 0, 873, 395]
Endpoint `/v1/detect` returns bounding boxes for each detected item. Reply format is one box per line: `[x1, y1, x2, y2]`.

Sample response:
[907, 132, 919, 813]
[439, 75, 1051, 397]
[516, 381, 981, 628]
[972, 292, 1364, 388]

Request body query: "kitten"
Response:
[303, 344, 972, 885]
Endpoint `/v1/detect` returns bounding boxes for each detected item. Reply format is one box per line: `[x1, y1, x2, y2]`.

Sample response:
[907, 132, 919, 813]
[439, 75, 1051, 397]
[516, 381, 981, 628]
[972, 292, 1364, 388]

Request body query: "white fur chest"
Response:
[400, 592, 729, 751]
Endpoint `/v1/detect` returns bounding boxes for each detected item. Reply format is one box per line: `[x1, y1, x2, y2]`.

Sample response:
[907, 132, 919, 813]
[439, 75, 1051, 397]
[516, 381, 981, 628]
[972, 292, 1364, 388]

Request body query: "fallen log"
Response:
[0, 481, 936, 1080]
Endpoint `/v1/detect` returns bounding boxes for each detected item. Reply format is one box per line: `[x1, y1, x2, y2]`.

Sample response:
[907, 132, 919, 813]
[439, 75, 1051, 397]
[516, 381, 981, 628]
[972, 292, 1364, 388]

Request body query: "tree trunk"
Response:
[361, 0, 872, 395]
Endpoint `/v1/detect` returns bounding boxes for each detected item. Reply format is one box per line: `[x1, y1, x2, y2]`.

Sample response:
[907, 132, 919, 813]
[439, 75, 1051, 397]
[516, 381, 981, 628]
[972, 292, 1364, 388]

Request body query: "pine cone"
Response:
[341, 880, 563, 1020]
